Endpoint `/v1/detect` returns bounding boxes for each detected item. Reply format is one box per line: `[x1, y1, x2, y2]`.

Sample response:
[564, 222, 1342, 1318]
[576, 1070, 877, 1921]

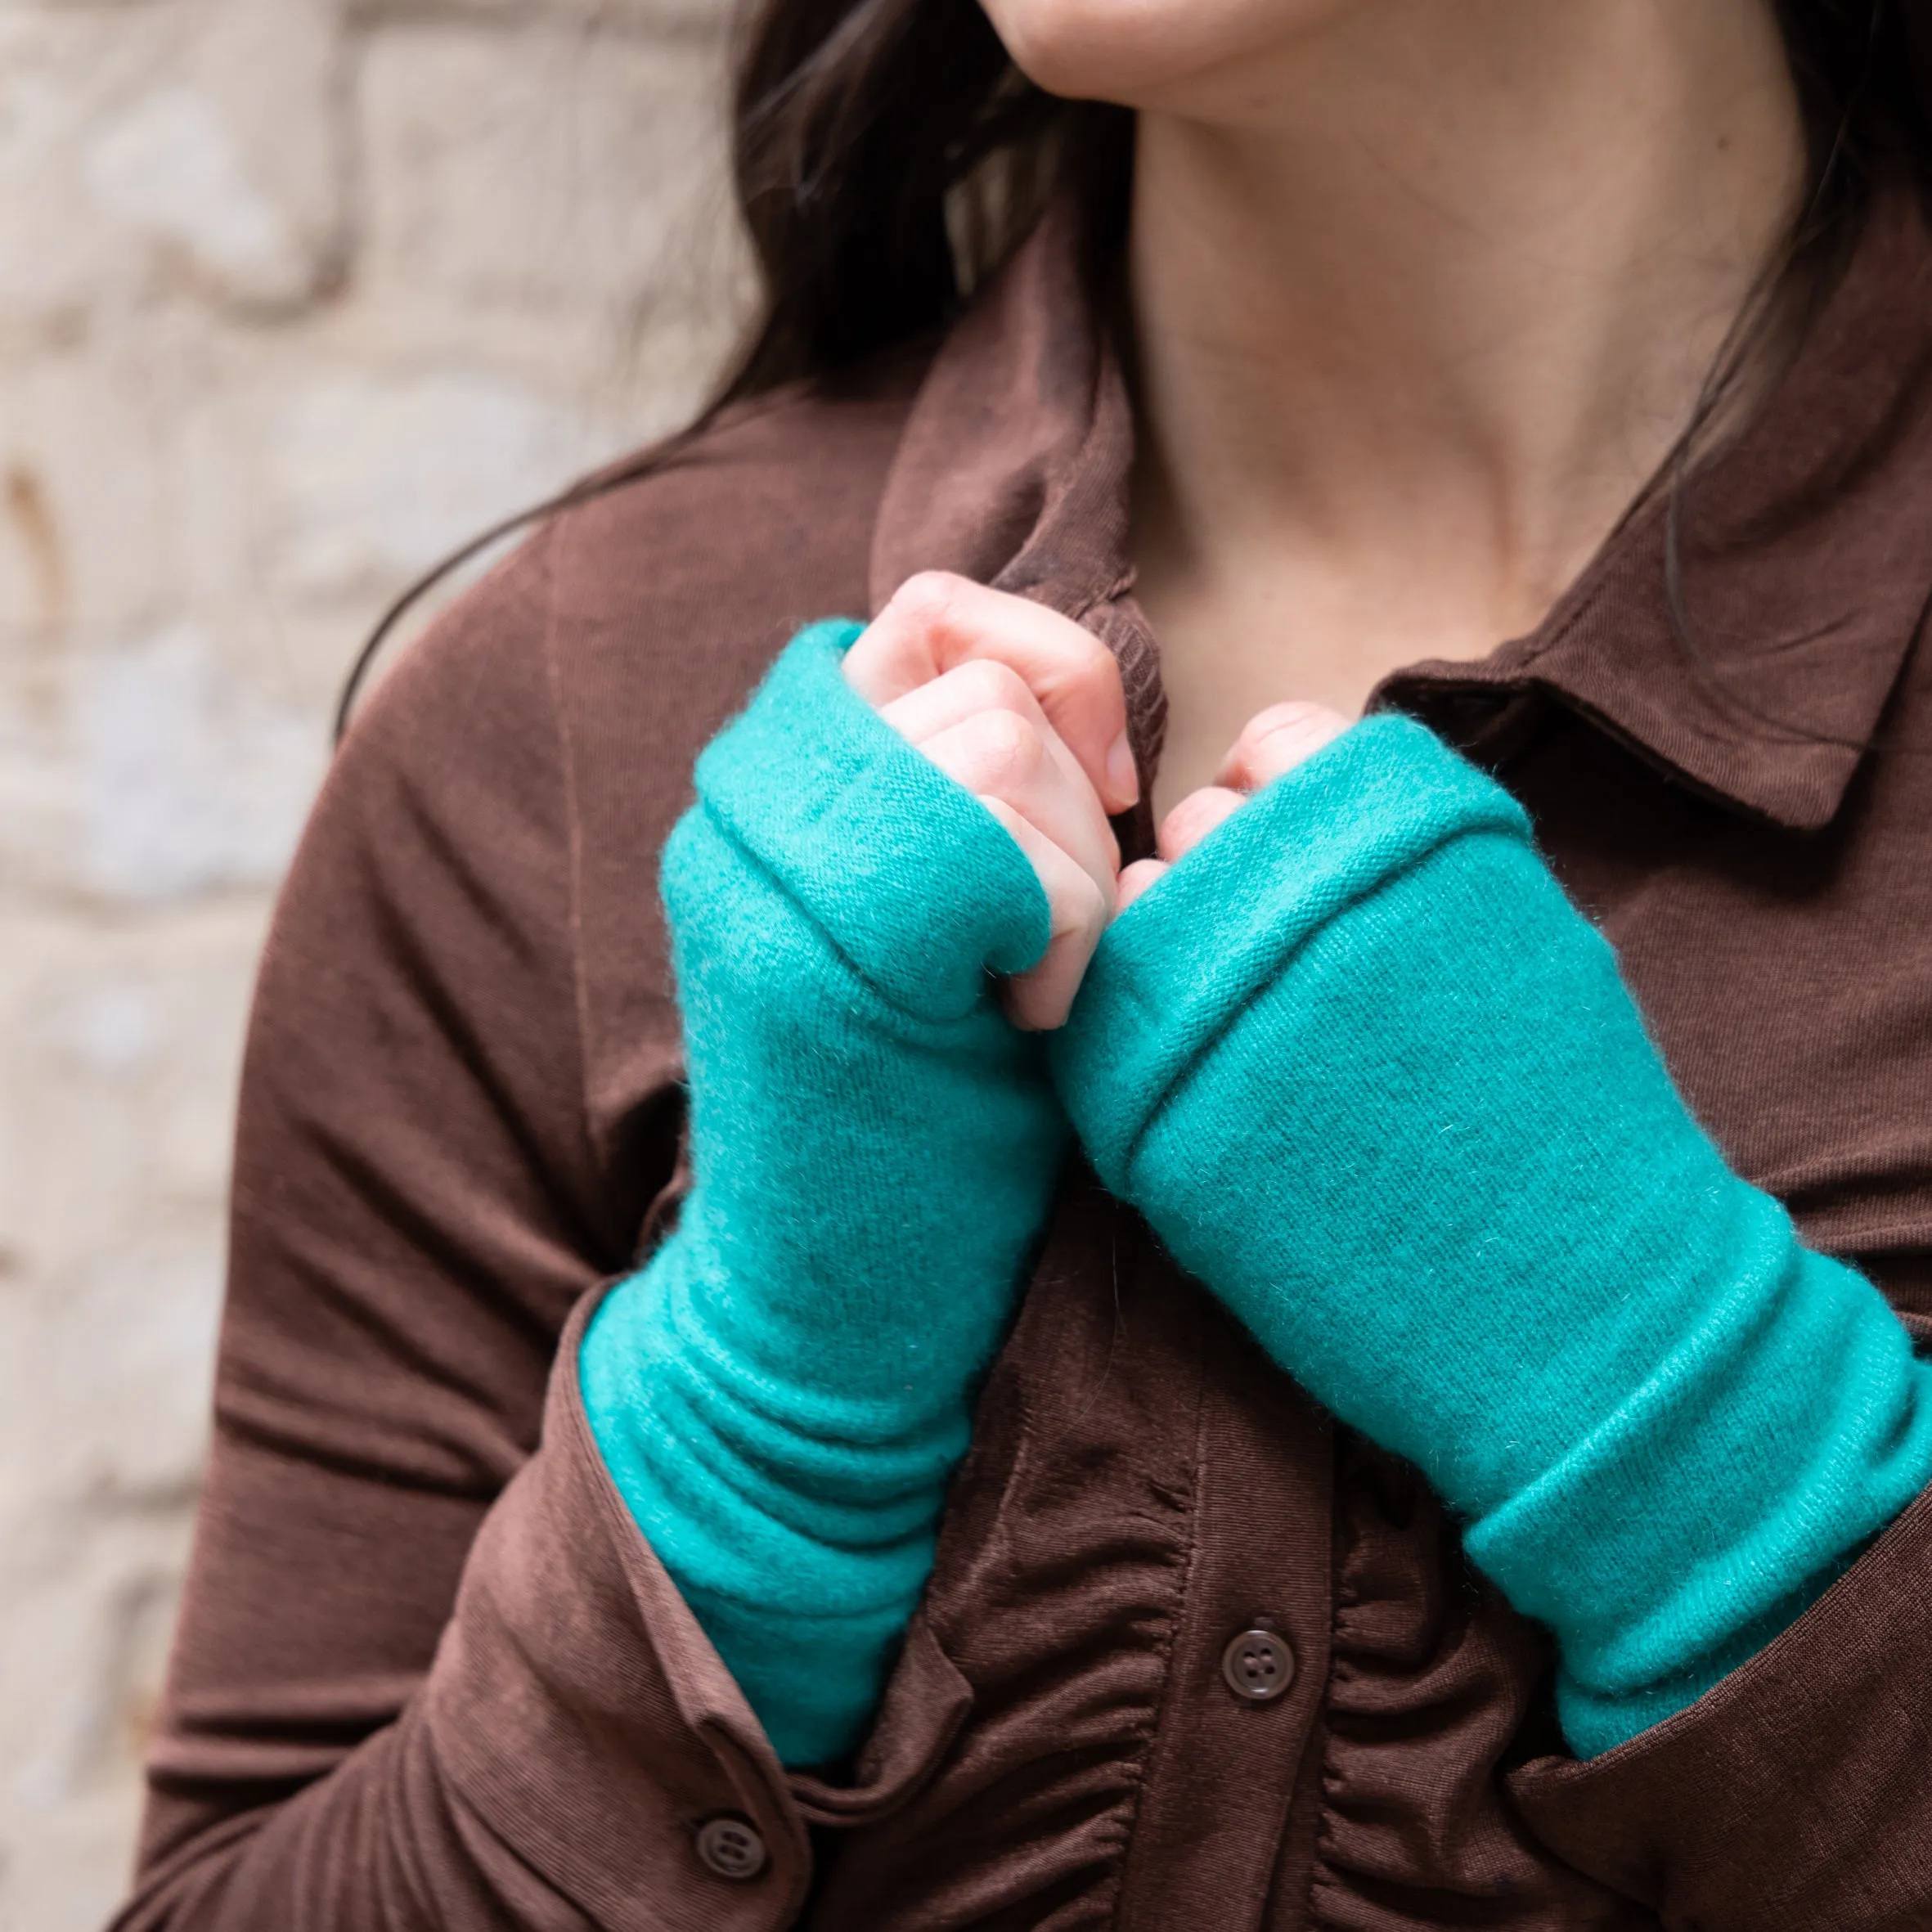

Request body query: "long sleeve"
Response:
[115, 522, 818, 1931]
[128, 1292, 822, 1931]
[1049, 712, 1932, 1757]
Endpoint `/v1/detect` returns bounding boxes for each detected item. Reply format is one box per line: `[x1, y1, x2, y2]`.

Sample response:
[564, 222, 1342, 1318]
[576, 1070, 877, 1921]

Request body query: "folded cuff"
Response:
[1049, 712, 1530, 1193]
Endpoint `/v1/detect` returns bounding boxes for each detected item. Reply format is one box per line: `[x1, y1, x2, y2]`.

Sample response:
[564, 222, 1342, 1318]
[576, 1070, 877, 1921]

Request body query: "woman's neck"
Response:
[1126, 0, 1806, 815]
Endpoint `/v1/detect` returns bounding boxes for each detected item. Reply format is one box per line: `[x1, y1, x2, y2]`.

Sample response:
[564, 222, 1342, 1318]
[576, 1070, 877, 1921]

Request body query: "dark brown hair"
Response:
[338, 0, 1932, 736]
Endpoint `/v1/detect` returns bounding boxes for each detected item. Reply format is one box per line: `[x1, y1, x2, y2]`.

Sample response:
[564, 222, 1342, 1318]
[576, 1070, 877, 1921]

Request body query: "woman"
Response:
[117, 2, 1932, 1927]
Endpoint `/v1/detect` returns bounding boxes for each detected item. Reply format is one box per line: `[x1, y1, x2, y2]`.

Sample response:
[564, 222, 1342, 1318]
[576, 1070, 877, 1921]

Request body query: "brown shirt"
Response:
[118, 175, 1932, 1932]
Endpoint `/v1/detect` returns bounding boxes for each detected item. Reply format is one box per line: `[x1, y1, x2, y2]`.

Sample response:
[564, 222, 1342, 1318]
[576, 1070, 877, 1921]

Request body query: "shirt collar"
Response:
[872, 172, 1932, 833]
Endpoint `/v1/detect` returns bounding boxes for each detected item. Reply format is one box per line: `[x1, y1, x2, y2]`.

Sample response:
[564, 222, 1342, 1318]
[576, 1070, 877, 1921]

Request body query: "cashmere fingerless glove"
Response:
[583, 621, 1066, 1767]
[1050, 712, 1932, 1755]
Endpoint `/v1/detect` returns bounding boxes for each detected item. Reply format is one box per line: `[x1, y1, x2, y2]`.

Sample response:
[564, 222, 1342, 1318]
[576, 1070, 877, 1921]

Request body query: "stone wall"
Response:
[0, 4, 747, 1923]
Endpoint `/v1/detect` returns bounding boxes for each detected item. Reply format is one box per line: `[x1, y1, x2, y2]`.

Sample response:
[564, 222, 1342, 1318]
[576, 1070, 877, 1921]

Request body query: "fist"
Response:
[844, 573, 1139, 1030]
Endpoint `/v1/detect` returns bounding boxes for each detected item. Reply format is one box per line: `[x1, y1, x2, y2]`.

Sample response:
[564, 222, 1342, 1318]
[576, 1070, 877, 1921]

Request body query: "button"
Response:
[695, 1816, 768, 1881]
[1221, 1627, 1295, 1703]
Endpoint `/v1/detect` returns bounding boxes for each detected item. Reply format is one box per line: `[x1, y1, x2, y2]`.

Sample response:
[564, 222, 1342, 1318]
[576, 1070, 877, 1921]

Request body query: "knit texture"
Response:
[582, 619, 1066, 1768]
[1051, 712, 1932, 1756]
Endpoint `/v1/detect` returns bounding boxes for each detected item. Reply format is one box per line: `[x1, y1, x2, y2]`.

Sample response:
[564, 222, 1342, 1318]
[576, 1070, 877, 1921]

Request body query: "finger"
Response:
[879, 656, 1097, 802]
[881, 658, 1117, 892]
[977, 799, 1112, 1031]
[916, 708, 1120, 909]
[845, 572, 1139, 813]
[1156, 784, 1246, 864]
[1115, 856, 1169, 913]
[1215, 701, 1351, 794]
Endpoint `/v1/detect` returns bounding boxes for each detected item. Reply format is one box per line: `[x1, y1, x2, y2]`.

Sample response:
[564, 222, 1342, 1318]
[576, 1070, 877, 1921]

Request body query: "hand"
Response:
[1117, 699, 1350, 910]
[585, 619, 1070, 1765]
[844, 573, 1139, 1030]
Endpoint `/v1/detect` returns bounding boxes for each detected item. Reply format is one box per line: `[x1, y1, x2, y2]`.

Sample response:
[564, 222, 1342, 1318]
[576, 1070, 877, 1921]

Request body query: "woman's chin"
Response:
[980, 0, 1355, 109]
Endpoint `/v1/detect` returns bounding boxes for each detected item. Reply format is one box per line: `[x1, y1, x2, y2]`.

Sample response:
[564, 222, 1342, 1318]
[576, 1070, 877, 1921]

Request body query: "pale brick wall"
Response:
[0, 3, 748, 1923]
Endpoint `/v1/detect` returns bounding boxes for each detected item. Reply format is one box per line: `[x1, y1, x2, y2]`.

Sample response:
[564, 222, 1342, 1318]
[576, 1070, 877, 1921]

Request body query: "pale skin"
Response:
[843, 0, 1808, 1027]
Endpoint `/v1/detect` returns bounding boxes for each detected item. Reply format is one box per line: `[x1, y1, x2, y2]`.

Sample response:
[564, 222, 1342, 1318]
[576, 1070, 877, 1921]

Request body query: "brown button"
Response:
[1221, 1627, 1295, 1703]
[695, 1815, 768, 1881]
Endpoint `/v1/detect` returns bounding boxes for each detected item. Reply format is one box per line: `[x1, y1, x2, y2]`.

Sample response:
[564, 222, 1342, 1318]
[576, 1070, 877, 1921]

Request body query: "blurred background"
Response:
[0, 2, 748, 1923]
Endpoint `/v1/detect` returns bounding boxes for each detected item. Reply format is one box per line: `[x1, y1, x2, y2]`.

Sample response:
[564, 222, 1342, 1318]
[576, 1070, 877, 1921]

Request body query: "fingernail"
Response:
[1106, 732, 1139, 806]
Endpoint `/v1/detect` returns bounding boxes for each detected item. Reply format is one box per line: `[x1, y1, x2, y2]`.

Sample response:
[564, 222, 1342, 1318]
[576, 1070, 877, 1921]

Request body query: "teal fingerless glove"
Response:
[1050, 712, 1932, 1756]
[582, 621, 1067, 1768]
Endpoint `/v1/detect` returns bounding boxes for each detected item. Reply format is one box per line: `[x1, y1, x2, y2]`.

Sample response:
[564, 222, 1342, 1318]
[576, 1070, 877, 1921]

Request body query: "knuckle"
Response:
[891, 569, 965, 634]
[1238, 709, 1292, 753]
[959, 707, 1043, 787]
[955, 656, 1030, 710]
[1070, 632, 1124, 698]
[986, 657, 1036, 709]
[1036, 631, 1118, 716]
[1117, 856, 1166, 910]
[1248, 700, 1345, 748]
[1167, 790, 1215, 839]
[1227, 703, 1345, 788]
[1157, 785, 1238, 860]
[1262, 699, 1323, 727]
